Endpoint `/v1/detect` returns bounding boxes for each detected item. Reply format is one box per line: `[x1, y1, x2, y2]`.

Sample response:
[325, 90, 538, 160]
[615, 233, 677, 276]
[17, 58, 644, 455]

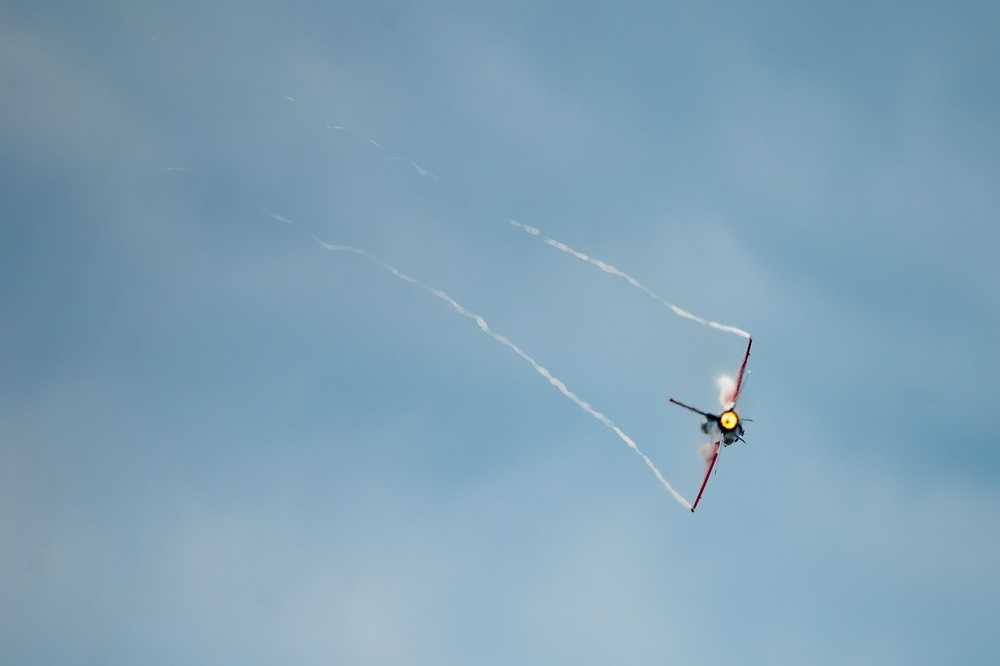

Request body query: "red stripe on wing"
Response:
[690, 441, 721, 512]
[730, 337, 753, 406]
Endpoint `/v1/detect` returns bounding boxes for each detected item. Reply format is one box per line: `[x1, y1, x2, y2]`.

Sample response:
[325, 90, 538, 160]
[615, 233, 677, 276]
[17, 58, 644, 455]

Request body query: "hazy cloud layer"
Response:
[2, 2, 998, 664]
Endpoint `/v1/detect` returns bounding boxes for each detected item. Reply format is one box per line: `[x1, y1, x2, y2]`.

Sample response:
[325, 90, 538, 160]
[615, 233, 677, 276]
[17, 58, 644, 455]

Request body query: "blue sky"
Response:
[2, 1, 999, 663]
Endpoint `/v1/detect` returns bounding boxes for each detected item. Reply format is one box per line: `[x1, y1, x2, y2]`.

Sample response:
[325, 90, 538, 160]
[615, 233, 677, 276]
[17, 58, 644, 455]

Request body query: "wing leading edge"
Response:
[730, 337, 752, 406]
[690, 441, 720, 512]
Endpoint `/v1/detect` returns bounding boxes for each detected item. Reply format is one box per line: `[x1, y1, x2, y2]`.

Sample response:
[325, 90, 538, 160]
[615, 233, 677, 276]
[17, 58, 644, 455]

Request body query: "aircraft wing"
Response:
[669, 397, 715, 420]
[730, 337, 753, 406]
[690, 441, 720, 512]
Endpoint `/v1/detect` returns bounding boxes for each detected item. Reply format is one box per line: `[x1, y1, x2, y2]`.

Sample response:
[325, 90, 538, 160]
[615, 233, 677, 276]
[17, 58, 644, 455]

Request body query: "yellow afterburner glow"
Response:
[719, 411, 739, 431]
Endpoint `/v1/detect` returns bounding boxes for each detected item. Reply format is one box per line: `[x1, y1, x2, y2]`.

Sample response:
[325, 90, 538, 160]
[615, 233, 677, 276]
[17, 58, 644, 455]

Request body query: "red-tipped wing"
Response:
[690, 441, 720, 512]
[730, 337, 753, 407]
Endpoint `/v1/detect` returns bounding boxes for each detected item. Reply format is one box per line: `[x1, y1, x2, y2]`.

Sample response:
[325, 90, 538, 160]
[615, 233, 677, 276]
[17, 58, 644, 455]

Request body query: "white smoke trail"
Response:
[275, 89, 743, 339]
[325, 123, 440, 181]
[307, 232, 692, 509]
[508, 220, 751, 339]
[266, 210, 295, 225]
[275, 92, 440, 179]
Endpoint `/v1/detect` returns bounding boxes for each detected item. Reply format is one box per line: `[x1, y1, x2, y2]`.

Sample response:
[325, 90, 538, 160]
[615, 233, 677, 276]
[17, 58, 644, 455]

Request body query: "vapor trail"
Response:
[508, 220, 750, 339]
[324, 123, 440, 180]
[276, 92, 440, 179]
[300, 98, 745, 340]
[307, 233, 692, 509]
